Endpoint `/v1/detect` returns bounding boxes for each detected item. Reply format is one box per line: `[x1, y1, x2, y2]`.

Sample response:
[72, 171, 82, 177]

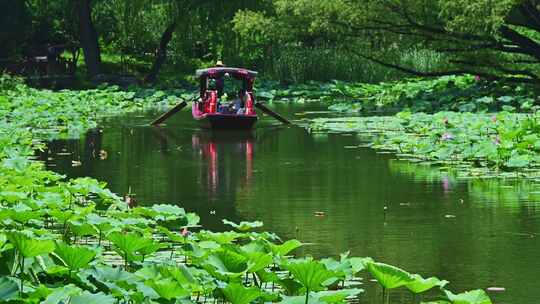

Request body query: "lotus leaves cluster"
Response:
[311, 111, 540, 178]
[0, 75, 493, 303]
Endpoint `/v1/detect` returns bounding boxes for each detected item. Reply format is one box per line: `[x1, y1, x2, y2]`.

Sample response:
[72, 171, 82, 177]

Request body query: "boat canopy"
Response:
[196, 67, 258, 80]
[197, 67, 258, 98]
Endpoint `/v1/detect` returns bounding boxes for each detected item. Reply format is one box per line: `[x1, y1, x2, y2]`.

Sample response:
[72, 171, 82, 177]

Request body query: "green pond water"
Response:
[43, 104, 540, 303]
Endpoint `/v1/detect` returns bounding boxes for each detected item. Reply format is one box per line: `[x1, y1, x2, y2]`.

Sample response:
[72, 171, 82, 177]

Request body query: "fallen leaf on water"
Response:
[71, 160, 82, 167]
[444, 214, 456, 218]
[487, 287, 505, 292]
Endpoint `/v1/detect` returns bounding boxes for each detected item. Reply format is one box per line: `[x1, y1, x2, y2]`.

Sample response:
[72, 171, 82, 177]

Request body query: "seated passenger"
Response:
[232, 90, 246, 114]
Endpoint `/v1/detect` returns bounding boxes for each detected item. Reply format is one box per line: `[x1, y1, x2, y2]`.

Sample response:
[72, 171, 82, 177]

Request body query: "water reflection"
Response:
[41, 110, 540, 304]
[191, 131, 254, 202]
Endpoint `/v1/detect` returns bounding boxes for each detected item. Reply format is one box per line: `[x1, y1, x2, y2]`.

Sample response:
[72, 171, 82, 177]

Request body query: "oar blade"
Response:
[254, 102, 291, 125]
[150, 101, 188, 126]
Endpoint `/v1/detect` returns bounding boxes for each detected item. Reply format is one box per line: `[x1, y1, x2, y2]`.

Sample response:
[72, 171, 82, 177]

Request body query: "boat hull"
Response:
[195, 113, 258, 130]
[192, 102, 258, 130]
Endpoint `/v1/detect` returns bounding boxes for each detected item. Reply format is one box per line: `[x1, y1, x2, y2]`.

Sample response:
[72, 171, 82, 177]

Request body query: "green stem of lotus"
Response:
[305, 288, 309, 304]
[19, 254, 24, 297]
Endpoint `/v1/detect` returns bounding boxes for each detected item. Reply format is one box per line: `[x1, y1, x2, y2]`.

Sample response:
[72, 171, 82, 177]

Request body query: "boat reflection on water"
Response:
[191, 131, 254, 202]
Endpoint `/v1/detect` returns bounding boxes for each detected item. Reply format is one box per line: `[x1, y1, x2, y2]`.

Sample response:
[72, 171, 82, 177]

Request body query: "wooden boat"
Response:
[150, 67, 290, 128]
[192, 67, 258, 130]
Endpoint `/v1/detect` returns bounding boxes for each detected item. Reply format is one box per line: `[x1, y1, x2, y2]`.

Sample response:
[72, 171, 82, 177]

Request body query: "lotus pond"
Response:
[2, 76, 540, 304]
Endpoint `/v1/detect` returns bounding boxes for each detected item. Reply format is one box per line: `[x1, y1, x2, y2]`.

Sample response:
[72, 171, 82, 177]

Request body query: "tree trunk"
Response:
[78, 0, 101, 77]
[145, 21, 177, 84]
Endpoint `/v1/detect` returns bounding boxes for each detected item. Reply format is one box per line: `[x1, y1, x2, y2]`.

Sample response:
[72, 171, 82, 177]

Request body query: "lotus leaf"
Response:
[285, 259, 338, 292]
[223, 219, 263, 231]
[444, 289, 492, 304]
[145, 278, 190, 300]
[222, 283, 263, 304]
[268, 239, 303, 256]
[53, 242, 96, 271]
[0, 277, 19, 301]
[406, 274, 448, 293]
[7, 231, 55, 258]
[366, 262, 414, 289]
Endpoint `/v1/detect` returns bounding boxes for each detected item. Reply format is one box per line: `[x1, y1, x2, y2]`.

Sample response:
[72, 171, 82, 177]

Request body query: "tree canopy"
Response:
[3, 0, 540, 83]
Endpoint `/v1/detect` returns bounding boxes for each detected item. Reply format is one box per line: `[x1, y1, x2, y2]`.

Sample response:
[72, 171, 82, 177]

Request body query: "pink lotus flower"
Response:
[441, 133, 454, 141]
[475, 75, 481, 81]
[493, 135, 501, 146]
[181, 227, 189, 237]
[491, 115, 497, 123]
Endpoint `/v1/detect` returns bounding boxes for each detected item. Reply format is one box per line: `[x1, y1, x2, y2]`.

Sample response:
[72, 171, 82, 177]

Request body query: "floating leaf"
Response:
[316, 289, 364, 303]
[444, 289, 492, 304]
[223, 219, 263, 231]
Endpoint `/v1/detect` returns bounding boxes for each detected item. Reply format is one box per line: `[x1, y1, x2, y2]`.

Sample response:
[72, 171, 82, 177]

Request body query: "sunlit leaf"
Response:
[145, 278, 190, 300]
[406, 274, 448, 293]
[222, 283, 263, 304]
[366, 262, 414, 289]
[7, 231, 54, 258]
[53, 242, 96, 271]
[444, 289, 492, 304]
[285, 259, 338, 292]
[223, 219, 263, 231]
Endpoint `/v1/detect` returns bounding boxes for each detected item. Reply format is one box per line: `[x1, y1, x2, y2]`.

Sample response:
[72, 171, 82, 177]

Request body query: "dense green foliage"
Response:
[310, 110, 540, 177]
[7, 0, 540, 83]
[0, 74, 193, 139]
[0, 77, 494, 304]
[233, 0, 540, 83]
[257, 75, 539, 114]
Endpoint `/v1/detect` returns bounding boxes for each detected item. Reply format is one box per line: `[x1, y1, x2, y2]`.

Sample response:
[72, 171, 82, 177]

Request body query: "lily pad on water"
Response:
[222, 219, 263, 231]
[444, 289, 492, 304]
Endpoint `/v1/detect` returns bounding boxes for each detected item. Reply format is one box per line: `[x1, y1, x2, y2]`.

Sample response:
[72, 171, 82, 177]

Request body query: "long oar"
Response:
[150, 101, 188, 126]
[254, 102, 291, 125]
